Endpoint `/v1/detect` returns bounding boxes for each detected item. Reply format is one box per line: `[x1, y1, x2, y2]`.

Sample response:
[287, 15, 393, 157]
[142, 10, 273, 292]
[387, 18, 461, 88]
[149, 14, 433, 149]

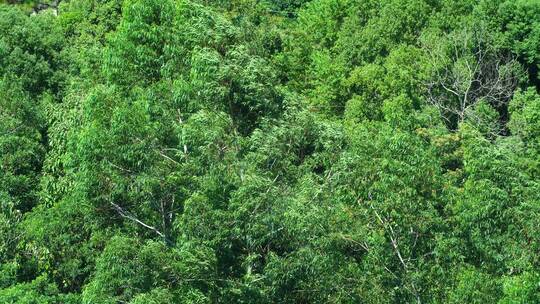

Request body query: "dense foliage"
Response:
[1, 0, 540, 303]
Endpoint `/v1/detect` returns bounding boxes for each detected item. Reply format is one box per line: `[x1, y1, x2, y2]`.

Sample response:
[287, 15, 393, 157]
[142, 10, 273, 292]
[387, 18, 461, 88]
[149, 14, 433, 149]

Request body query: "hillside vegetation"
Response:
[1, 0, 540, 303]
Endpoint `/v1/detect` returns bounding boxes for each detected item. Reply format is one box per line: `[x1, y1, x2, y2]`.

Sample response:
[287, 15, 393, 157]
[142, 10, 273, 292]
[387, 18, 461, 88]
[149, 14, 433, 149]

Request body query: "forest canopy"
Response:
[1, 0, 540, 303]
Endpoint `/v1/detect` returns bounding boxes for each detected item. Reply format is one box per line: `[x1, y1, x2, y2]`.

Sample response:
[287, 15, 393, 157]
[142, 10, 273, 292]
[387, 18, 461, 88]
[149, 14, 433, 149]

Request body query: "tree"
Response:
[82, 236, 216, 303]
[2, 0, 540, 302]
[422, 24, 522, 128]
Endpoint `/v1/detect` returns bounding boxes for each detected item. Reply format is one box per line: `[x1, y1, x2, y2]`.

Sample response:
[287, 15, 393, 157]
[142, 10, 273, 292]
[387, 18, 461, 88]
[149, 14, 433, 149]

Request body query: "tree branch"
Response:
[110, 202, 165, 239]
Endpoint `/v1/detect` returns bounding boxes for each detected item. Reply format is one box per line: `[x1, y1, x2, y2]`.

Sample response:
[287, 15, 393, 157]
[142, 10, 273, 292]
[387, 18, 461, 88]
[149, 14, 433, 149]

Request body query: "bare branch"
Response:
[110, 202, 165, 239]
[422, 25, 521, 129]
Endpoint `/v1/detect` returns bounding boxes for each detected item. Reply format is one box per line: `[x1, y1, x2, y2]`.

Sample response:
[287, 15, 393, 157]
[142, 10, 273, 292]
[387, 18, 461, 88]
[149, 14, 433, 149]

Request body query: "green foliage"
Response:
[0, 4, 63, 95]
[0, 275, 80, 304]
[447, 268, 501, 303]
[82, 236, 215, 303]
[500, 272, 540, 304]
[477, 0, 540, 84]
[2, 0, 540, 302]
[0, 80, 44, 212]
[509, 88, 540, 144]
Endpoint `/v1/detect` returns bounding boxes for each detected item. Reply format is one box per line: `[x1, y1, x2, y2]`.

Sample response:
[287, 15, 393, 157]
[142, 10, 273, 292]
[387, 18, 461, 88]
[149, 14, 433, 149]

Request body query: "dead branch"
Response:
[110, 202, 165, 239]
[422, 25, 521, 128]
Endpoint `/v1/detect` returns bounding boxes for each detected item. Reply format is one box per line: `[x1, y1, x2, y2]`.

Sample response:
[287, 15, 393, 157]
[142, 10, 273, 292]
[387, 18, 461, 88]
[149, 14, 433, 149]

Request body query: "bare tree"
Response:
[422, 25, 522, 128]
[31, 0, 61, 16]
